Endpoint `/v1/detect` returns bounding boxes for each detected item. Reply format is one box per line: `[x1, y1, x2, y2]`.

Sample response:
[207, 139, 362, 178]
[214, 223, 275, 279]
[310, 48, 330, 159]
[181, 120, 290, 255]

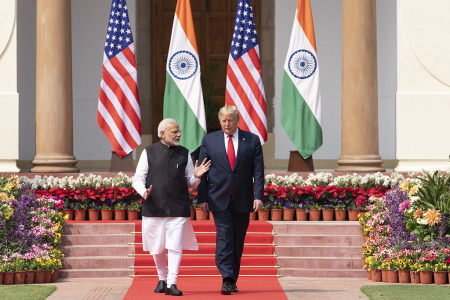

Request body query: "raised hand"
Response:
[194, 158, 211, 178]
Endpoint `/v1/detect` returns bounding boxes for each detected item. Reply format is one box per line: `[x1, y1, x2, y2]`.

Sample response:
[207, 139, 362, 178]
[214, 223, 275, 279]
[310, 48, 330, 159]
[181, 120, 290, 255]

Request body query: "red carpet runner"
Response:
[124, 220, 287, 299]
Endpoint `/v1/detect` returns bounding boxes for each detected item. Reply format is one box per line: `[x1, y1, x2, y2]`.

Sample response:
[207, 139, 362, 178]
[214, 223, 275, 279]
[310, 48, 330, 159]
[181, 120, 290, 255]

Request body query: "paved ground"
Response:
[44, 277, 380, 300]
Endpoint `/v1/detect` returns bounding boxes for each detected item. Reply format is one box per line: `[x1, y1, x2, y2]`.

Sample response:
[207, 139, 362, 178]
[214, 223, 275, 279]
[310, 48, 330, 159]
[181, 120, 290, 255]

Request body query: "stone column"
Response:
[31, 0, 78, 172]
[0, 0, 19, 172]
[336, 0, 384, 172]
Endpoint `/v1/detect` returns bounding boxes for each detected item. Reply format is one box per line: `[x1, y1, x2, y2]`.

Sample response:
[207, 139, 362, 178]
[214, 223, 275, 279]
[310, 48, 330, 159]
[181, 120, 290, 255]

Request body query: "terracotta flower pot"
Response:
[0, 272, 3, 285]
[420, 271, 433, 284]
[348, 209, 359, 221]
[322, 209, 334, 221]
[270, 209, 282, 221]
[296, 209, 307, 221]
[283, 208, 295, 221]
[14, 271, 25, 284]
[88, 209, 99, 221]
[335, 209, 346, 221]
[387, 270, 399, 283]
[209, 211, 214, 221]
[51, 269, 60, 282]
[361, 257, 366, 268]
[371, 269, 382, 282]
[74, 209, 86, 221]
[43, 270, 52, 283]
[190, 209, 195, 220]
[258, 209, 269, 221]
[381, 269, 388, 282]
[367, 270, 372, 280]
[34, 271, 45, 284]
[249, 211, 257, 220]
[62, 209, 73, 220]
[127, 210, 139, 221]
[398, 270, 411, 283]
[433, 271, 447, 285]
[410, 271, 420, 284]
[195, 208, 208, 220]
[3, 272, 13, 285]
[25, 271, 35, 284]
[101, 209, 113, 220]
[309, 209, 321, 221]
[114, 209, 126, 220]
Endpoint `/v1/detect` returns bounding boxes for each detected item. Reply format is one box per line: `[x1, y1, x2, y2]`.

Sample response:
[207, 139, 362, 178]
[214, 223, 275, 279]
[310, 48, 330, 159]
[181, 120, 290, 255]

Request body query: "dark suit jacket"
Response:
[197, 128, 264, 213]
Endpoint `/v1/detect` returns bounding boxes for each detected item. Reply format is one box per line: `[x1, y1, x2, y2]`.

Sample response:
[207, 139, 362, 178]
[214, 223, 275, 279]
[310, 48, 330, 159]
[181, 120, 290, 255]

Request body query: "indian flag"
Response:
[163, 0, 206, 152]
[281, 0, 322, 159]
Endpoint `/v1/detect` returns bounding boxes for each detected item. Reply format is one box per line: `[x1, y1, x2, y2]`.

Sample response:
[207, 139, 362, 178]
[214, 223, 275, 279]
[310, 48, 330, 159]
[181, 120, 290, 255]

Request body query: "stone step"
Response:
[60, 268, 133, 278]
[63, 256, 134, 269]
[278, 268, 366, 278]
[62, 234, 134, 246]
[63, 222, 135, 235]
[276, 257, 362, 270]
[61, 245, 135, 257]
[272, 222, 361, 235]
[275, 245, 362, 258]
[274, 234, 363, 246]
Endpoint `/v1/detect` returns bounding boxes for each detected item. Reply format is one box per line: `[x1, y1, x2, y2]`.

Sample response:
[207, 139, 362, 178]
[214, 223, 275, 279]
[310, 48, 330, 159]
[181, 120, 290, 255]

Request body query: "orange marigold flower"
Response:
[414, 208, 423, 219]
[424, 209, 441, 226]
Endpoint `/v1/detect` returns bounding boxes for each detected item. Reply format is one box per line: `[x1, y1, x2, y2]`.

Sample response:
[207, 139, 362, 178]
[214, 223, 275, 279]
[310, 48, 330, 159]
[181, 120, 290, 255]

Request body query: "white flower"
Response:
[417, 218, 428, 225]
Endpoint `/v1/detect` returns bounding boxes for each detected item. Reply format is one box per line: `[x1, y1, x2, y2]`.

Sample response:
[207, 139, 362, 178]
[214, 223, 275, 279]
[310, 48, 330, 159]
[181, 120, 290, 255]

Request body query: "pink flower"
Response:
[398, 200, 410, 212]
[446, 258, 450, 264]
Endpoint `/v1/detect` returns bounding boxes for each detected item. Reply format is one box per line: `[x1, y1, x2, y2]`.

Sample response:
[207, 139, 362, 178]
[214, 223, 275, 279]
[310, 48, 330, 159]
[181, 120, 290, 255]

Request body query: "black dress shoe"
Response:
[165, 284, 183, 296]
[231, 282, 239, 293]
[154, 280, 167, 293]
[221, 280, 232, 295]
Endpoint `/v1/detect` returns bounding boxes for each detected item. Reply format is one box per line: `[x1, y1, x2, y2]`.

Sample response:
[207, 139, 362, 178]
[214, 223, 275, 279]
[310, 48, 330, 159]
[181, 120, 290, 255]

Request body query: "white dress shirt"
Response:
[223, 128, 239, 157]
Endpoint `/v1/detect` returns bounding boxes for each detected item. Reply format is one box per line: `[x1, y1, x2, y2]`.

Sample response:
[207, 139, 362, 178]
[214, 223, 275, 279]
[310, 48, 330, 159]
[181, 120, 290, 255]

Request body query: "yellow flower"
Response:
[424, 209, 441, 226]
[408, 185, 420, 197]
[400, 180, 409, 191]
[414, 208, 423, 219]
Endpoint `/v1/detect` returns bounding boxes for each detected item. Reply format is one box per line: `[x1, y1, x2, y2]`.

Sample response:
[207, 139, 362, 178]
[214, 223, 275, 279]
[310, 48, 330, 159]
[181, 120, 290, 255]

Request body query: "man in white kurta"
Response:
[133, 118, 210, 296]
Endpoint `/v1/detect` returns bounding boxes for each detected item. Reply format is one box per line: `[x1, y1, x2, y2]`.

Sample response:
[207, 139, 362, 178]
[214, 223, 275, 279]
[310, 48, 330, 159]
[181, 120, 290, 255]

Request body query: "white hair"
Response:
[157, 118, 178, 138]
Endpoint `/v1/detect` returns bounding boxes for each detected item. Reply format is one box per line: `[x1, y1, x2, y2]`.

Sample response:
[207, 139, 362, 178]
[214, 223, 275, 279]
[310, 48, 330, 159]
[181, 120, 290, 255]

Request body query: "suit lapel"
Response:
[234, 129, 246, 170]
[216, 131, 229, 168]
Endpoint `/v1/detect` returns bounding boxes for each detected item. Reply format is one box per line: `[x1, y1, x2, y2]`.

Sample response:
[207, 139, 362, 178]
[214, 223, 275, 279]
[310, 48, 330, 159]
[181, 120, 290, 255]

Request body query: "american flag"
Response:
[225, 0, 267, 144]
[97, 0, 141, 158]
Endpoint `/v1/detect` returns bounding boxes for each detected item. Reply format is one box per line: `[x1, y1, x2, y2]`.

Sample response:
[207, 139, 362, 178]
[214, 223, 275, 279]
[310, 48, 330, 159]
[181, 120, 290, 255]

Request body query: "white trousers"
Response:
[153, 249, 183, 286]
[142, 217, 198, 285]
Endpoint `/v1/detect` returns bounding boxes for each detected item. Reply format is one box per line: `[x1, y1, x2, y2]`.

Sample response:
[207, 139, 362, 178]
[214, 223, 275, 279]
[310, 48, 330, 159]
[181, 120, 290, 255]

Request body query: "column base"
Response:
[31, 154, 79, 173]
[395, 159, 450, 172]
[336, 155, 385, 172]
[0, 160, 20, 173]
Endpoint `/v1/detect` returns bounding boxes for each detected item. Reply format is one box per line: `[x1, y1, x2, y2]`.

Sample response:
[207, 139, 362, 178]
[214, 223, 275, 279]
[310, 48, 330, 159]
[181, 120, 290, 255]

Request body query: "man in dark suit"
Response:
[198, 105, 264, 295]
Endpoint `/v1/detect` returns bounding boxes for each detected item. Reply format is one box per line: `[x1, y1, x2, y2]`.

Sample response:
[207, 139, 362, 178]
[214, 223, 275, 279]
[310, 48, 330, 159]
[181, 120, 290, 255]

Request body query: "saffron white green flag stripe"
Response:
[163, 0, 206, 152]
[281, 0, 322, 159]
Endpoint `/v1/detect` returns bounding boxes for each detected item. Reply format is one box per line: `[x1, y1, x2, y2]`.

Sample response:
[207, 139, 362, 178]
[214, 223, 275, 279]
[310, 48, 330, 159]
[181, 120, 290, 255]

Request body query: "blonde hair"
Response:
[218, 105, 240, 122]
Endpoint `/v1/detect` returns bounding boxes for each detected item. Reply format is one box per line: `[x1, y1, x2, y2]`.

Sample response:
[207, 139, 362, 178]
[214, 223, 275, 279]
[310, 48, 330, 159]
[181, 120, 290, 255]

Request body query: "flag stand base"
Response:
[110, 151, 135, 172]
[288, 151, 314, 172]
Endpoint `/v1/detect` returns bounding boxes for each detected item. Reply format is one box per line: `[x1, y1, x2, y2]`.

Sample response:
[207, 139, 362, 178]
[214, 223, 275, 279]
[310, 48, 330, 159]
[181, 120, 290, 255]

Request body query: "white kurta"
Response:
[133, 147, 200, 254]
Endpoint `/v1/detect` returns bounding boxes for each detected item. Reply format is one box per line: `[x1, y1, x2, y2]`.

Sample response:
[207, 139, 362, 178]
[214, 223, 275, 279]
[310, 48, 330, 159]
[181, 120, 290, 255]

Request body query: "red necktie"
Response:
[227, 135, 235, 170]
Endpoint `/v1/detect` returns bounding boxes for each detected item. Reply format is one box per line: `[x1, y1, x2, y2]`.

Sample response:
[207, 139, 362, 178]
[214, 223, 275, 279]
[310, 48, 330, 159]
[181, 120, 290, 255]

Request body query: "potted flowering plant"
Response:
[72, 200, 88, 221]
[114, 201, 126, 220]
[270, 198, 284, 221]
[283, 201, 295, 221]
[334, 200, 347, 221]
[309, 202, 322, 221]
[126, 199, 141, 221]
